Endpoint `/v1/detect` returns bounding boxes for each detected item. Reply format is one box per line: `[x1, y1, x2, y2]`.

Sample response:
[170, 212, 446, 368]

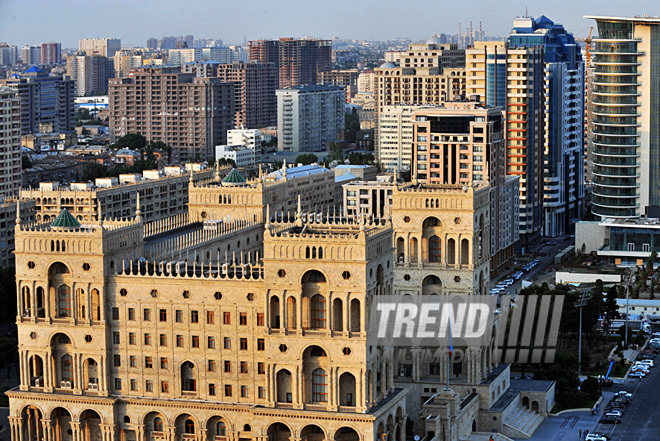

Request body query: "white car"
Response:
[638, 360, 654, 367]
[585, 436, 607, 441]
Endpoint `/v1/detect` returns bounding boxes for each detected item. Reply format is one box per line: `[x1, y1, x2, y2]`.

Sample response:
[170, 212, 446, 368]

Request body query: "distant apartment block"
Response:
[0, 66, 75, 135]
[375, 41, 466, 165]
[216, 61, 278, 129]
[108, 66, 235, 162]
[0, 87, 21, 199]
[67, 51, 114, 95]
[319, 69, 359, 101]
[227, 129, 263, 151]
[215, 145, 257, 168]
[357, 70, 374, 93]
[377, 105, 418, 173]
[248, 38, 331, 88]
[276, 84, 345, 152]
[0, 43, 18, 66]
[40, 42, 61, 64]
[466, 41, 545, 245]
[20, 45, 41, 65]
[78, 38, 121, 57]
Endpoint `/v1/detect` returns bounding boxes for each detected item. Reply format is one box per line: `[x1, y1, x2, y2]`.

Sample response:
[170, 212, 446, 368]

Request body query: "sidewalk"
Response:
[526, 391, 616, 441]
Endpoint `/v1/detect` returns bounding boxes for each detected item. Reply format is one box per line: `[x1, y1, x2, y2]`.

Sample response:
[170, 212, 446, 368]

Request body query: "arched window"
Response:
[310, 294, 326, 329]
[216, 421, 226, 437]
[429, 235, 441, 262]
[61, 354, 73, 382]
[184, 419, 195, 434]
[153, 417, 163, 432]
[57, 285, 71, 317]
[312, 368, 328, 403]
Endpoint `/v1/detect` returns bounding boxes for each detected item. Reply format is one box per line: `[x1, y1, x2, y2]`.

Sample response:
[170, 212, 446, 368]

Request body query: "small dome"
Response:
[51, 208, 81, 228]
[221, 168, 247, 186]
[379, 62, 396, 69]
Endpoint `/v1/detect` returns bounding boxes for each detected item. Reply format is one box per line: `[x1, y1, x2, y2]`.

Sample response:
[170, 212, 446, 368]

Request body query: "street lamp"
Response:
[576, 293, 591, 377]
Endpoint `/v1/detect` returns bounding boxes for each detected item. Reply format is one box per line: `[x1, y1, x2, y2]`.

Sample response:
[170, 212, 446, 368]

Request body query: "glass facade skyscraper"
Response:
[508, 16, 585, 236]
[585, 16, 660, 218]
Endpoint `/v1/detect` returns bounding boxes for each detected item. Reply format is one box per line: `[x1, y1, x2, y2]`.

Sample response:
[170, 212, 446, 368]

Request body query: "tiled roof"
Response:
[51, 208, 80, 228]
[222, 168, 246, 184]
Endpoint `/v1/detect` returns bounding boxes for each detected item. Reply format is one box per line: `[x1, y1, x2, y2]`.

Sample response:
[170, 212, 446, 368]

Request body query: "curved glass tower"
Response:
[586, 16, 660, 218]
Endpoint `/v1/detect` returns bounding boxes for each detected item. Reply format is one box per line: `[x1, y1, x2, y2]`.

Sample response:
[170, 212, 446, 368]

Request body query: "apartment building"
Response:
[466, 41, 545, 248]
[318, 69, 359, 101]
[40, 42, 61, 64]
[78, 38, 121, 57]
[216, 61, 278, 129]
[377, 105, 419, 173]
[411, 101, 519, 273]
[108, 66, 235, 162]
[584, 15, 660, 219]
[276, 85, 345, 152]
[67, 51, 114, 96]
[0, 87, 21, 199]
[508, 16, 585, 236]
[374, 42, 466, 165]
[0, 66, 75, 136]
[19, 168, 215, 224]
[248, 38, 331, 88]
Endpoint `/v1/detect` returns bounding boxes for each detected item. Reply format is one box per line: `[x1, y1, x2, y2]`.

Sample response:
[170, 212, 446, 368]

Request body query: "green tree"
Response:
[217, 158, 236, 167]
[81, 163, 108, 182]
[603, 285, 620, 336]
[22, 155, 32, 170]
[295, 153, 318, 165]
[345, 108, 360, 143]
[328, 142, 344, 162]
[348, 152, 375, 165]
[110, 133, 148, 151]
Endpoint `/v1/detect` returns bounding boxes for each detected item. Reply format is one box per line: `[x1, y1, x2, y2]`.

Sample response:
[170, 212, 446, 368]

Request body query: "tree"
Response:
[0, 267, 16, 325]
[81, 163, 108, 182]
[602, 285, 620, 337]
[295, 153, 318, 165]
[22, 155, 32, 170]
[110, 133, 147, 151]
[328, 142, 344, 162]
[345, 108, 360, 143]
[217, 158, 236, 167]
[348, 152, 375, 165]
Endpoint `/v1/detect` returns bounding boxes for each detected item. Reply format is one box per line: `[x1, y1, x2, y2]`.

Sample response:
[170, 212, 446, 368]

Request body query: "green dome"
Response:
[222, 168, 246, 184]
[51, 208, 81, 228]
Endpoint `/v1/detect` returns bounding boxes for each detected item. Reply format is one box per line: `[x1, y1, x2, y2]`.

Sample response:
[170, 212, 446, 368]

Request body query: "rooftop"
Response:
[584, 15, 660, 23]
[51, 209, 81, 228]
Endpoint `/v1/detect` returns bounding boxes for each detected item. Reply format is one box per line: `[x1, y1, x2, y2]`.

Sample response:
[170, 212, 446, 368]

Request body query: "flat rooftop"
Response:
[584, 15, 660, 23]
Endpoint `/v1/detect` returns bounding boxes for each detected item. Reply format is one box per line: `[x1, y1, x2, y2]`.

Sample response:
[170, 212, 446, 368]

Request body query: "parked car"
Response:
[615, 391, 633, 399]
[600, 377, 614, 387]
[630, 371, 646, 378]
[599, 415, 621, 424]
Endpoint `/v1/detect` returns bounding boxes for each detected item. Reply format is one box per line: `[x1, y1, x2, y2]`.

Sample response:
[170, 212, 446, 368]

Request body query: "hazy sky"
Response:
[1, 0, 658, 48]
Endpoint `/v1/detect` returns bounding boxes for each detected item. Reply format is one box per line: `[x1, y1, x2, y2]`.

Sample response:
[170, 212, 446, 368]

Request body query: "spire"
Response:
[265, 204, 271, 233]
[282, 159, 287, 179]
[294, 194, 303, 227]
[189, 168, 194, 186]
[258, 164, 263, 181]
[97, 199, 103, 226]
[393, 166, 397, 184]
[215, 161, 220, 182]
[15, 200, 21, 225]
[136, 192, 142, 221]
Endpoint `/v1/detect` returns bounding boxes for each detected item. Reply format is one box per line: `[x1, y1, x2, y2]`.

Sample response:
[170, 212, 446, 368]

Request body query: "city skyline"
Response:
[2, 0, 658, 48]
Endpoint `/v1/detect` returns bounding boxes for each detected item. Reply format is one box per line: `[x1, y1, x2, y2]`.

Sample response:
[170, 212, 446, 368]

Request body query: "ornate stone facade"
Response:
[9, 197, 406, 441]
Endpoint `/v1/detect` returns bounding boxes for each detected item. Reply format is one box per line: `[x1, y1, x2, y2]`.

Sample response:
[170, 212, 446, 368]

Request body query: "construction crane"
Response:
[576, 27, 594, 68]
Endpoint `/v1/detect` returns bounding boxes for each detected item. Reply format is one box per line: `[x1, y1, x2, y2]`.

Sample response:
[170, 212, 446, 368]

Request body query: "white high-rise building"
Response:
[276, 84, 345, 152]
[78, 38, 121, 58]
[377, 105, 421, 173]
[0, 87, 21, 199]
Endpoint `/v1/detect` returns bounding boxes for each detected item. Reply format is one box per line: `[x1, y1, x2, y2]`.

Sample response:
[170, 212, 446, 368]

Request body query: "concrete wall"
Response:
[575, 221, 608, 254]
[555, 271, 621, 284]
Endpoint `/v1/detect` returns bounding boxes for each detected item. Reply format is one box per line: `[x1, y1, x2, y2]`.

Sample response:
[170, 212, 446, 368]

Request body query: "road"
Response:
[490, 235, 574, 297]
[591, 359, 660, 440]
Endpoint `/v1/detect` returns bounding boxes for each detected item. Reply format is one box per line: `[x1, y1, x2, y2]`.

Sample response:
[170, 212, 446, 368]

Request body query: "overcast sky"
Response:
[0, 0, 657, 48]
